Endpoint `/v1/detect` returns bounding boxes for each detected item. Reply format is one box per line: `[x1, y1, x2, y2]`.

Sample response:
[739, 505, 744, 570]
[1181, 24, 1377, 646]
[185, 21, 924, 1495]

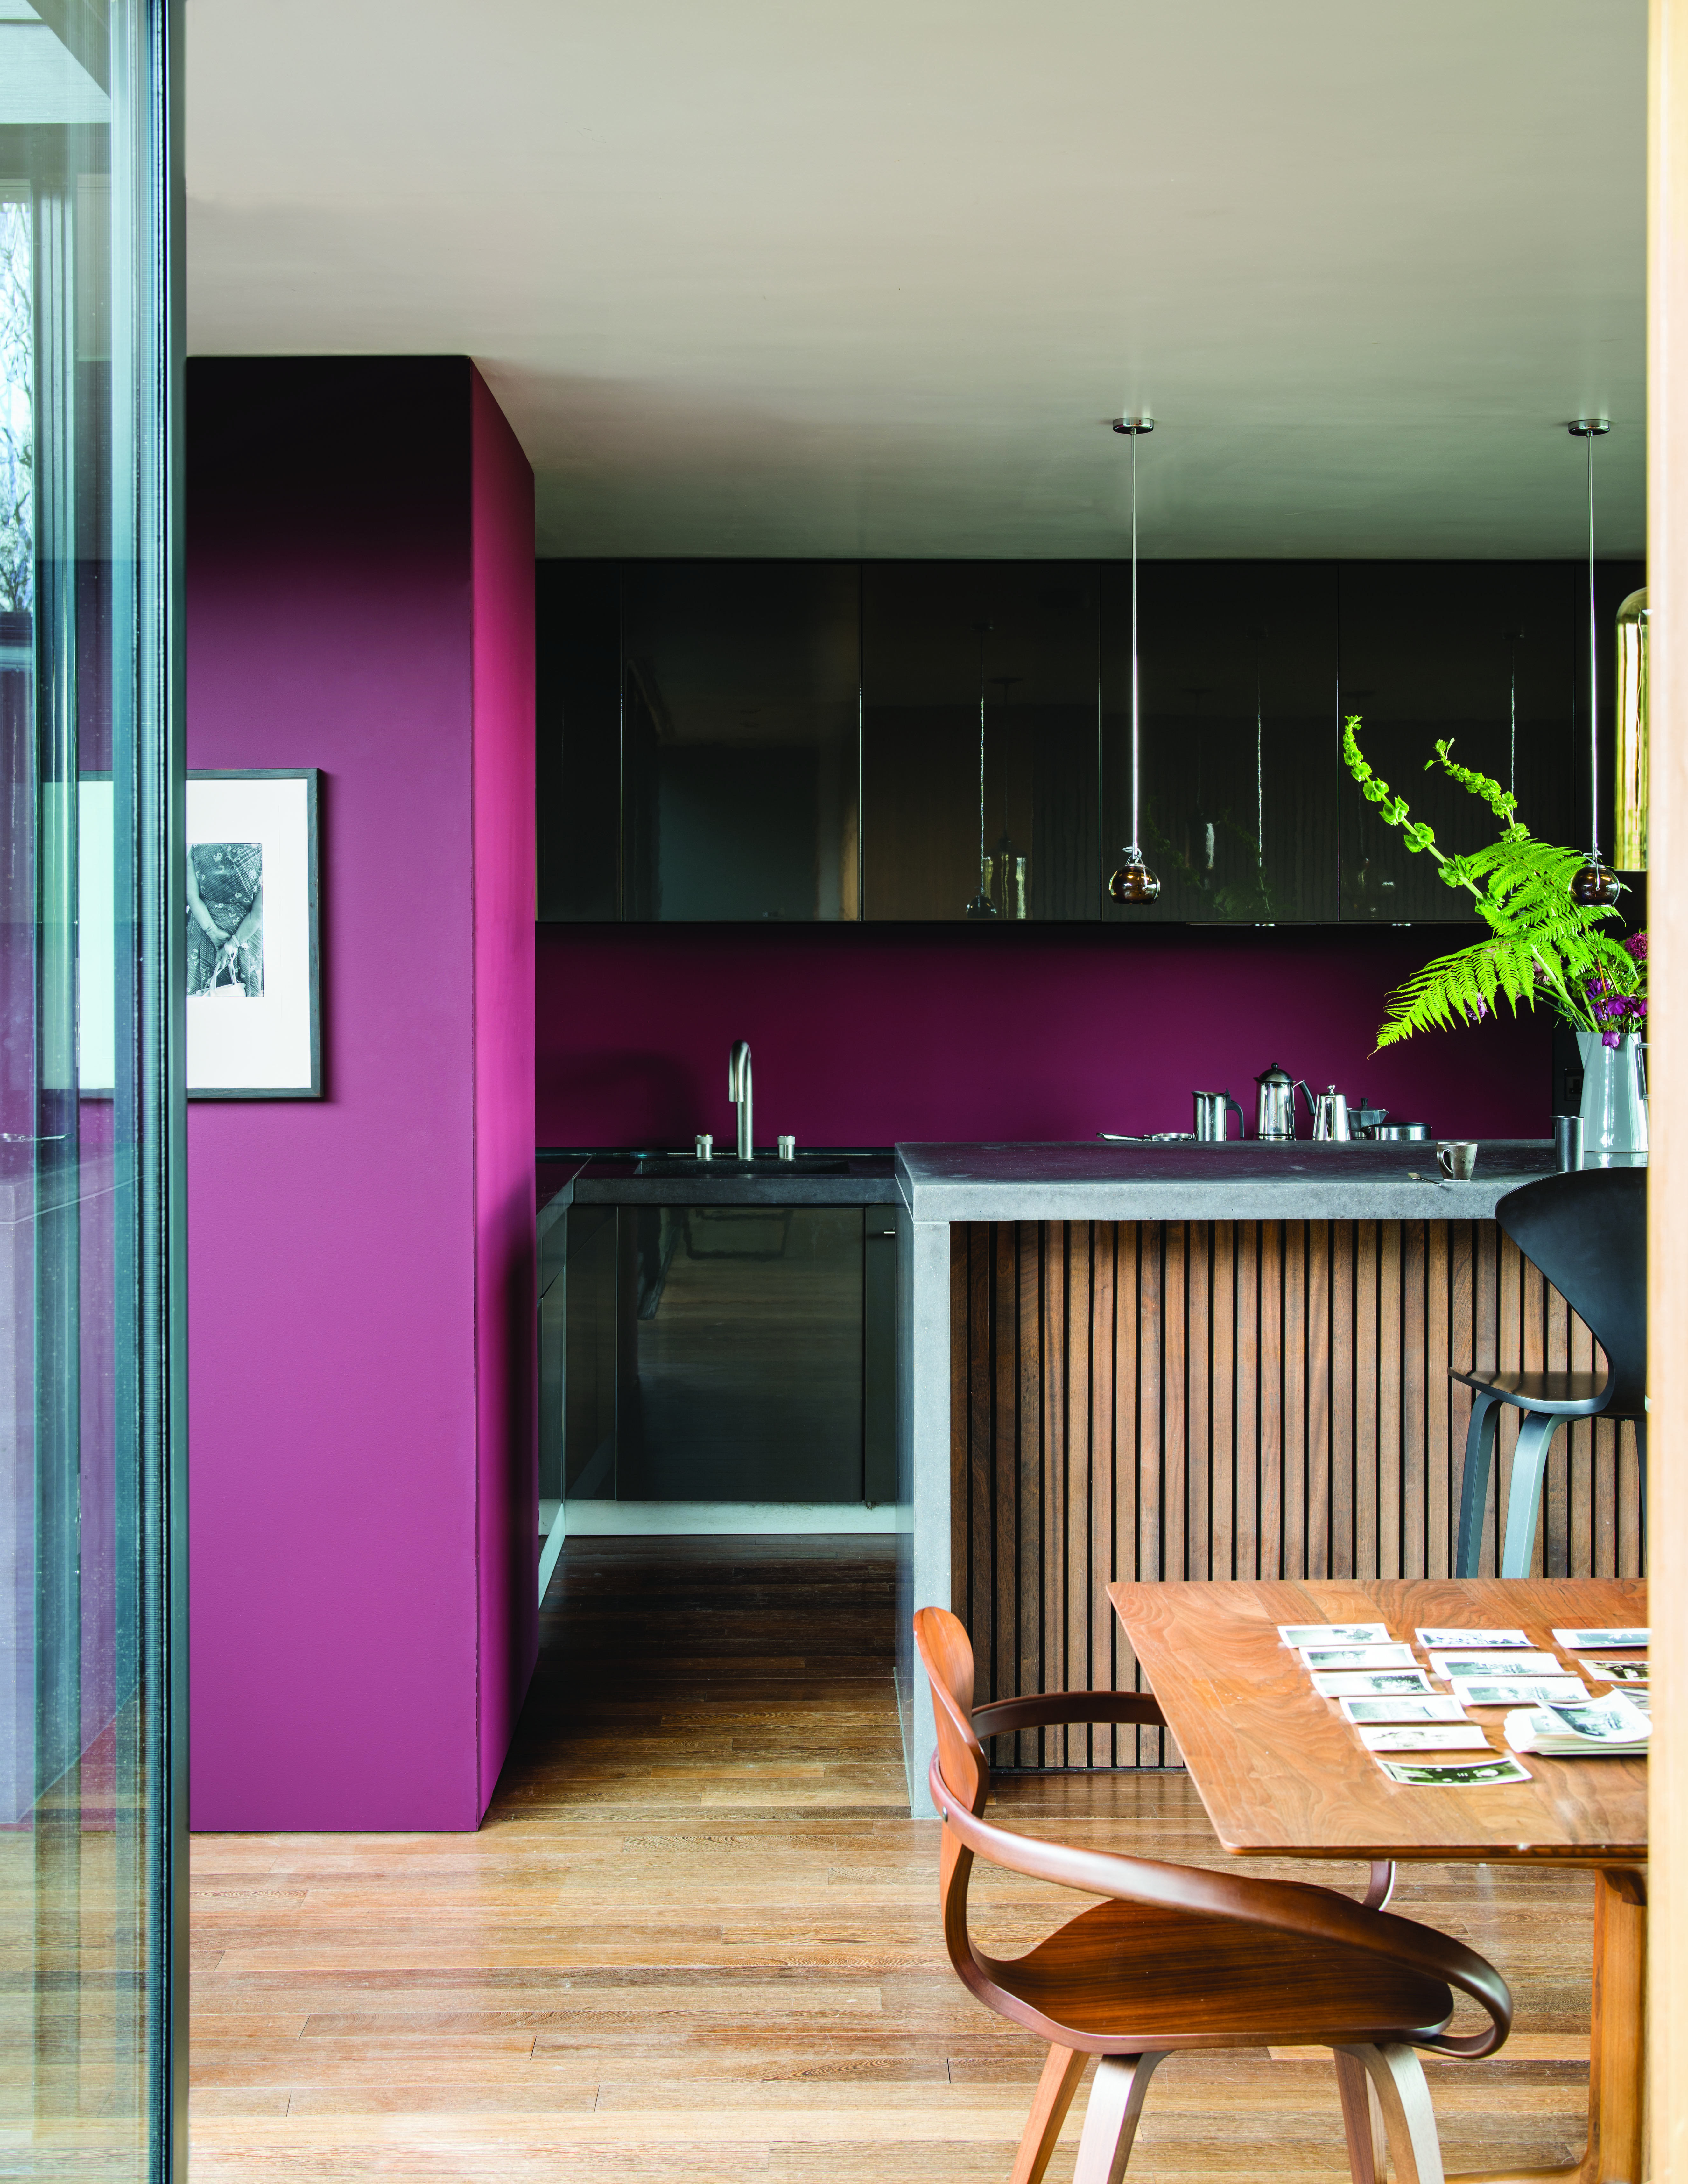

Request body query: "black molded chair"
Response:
[1452, 1167, 1646, 1579]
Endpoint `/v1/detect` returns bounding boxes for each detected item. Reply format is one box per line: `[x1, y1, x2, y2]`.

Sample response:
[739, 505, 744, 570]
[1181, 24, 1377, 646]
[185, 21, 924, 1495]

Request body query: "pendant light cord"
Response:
[1129, 426, 1141, 857]
[978, 624, 987, 885]
[1586, 426, 1600, 864]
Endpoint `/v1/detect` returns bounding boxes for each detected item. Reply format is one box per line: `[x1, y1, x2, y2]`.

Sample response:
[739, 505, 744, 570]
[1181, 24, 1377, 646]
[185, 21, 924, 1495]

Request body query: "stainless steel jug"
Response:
[1311, 1087, 1351, 1142]
[1193, 1089, 1244, 1142]
[1255, 1064, 1313, 1142]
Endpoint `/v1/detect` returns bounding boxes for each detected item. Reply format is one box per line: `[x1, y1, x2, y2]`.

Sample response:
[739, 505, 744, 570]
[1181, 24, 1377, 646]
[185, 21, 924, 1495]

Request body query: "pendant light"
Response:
[964, 619, 998, 918]
[988, 675, 1027, 917]
[1108, 417, 1159, 904]
[1568, 418, 1622, 907]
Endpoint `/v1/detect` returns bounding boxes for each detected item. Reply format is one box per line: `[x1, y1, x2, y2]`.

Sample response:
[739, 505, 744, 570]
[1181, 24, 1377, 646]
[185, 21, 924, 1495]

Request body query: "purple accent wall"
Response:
[536, 923, 1551, 1148]
[187, 359, 535, 1831]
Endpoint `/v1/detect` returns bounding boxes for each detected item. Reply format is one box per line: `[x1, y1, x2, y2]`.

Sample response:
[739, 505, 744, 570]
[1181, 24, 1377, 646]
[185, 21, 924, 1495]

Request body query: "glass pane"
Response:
[1336, 563, 1587, 921]
[1102, 562, 1339, 923]
[862, 562, 1099, 921]
[621, 562, 861, 921]
[1, 4, 179, 2175]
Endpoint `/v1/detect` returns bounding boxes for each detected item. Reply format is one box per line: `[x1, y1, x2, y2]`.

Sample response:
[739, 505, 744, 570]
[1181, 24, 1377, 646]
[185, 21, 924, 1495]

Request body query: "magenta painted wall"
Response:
[536, 923, 1551, 1148]
[470, 375, 538, 1811]
[188, 358, 535, 1831]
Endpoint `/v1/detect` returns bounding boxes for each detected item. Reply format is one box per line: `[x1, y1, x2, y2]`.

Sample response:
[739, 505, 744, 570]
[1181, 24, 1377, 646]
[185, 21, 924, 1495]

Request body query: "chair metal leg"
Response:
[1009, 2044, 1087, 2184]
[1499, 1410, 1562, 1578]
[1333, 2044, 1445, 2184]
[1070, 2052, 1167, 2184]
[1453, 1390, 1502, 1577]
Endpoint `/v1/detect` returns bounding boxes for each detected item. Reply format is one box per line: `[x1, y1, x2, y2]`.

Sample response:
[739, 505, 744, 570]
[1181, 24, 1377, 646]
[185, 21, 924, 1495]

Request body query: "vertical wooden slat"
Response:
[1211, 1223, 1236, 1583]
[1137, 1225, 1164, 1764]
[993, 1225, 1017, 1726]
[1330, 1223, 1355, 1578]
[1185, 1226, 1212, 1585]
[1283, 1223, 1308, 1578]
[1305, 1222, 1331, 1578]
[1065, 1226, 1092, 1766]
[1089, 1225, 1117, 1765]
[1039, 1224, 1066, 1766]
[1445, 1222, 1475, 1578]
[1426, 1223, 1452, 1578]
[1378, 1223, 1403, 1578]
[1114, 1225, 1142, 1764]
[1401, 1222, 1428, 1577]
[964, 1230, 990, 1671]
[1494, 1232, 1524, 1580]
[1259, 1222, 1284, 1579]
[1016, 1224, 1041, 1766]
[1354, 1222, 1379, 1579]
[1235, 1224, 1260, 1579]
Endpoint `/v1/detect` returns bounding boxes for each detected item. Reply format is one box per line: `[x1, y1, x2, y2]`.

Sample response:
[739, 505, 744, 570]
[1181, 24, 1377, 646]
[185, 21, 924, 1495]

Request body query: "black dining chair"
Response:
[1452, 1167, 1646, 1579]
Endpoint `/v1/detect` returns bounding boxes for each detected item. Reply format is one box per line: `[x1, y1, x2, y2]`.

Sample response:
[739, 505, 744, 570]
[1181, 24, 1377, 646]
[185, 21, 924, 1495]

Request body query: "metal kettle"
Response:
[1311, 1086, 1351, 1142]
[1255, 1063, 1314, 1143]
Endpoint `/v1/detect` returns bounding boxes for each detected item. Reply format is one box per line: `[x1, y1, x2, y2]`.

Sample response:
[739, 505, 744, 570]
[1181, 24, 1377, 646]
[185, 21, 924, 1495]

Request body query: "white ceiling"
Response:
[185, 0, 1647, 560]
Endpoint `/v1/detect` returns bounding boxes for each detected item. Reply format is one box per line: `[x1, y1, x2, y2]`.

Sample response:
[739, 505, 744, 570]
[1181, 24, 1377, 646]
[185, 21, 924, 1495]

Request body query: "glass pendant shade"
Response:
[1572, 859, 1624, 907]
[1109, 855, 1161, 904]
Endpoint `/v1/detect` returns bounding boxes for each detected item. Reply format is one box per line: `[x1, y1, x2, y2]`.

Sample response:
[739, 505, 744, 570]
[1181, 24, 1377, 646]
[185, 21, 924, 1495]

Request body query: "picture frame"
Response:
[186, 770, 321, 1099]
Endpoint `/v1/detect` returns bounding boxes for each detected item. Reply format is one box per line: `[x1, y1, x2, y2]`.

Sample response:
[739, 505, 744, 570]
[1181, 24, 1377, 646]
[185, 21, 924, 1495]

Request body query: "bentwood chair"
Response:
[1452, 1167, 1646, 1579]
[915, 1608, 1512, 2184]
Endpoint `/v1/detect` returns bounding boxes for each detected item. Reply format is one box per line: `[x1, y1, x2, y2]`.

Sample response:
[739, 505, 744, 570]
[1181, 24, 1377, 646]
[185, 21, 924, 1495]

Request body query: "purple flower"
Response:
[1625, 930, 1649, 962]
[1603, 1030, 1621, 1047]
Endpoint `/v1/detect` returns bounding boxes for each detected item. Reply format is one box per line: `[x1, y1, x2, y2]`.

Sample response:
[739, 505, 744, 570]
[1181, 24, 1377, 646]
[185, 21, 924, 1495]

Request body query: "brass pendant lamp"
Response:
[1568, 417, 1622, 907]
[1108, 416, 1160, 904]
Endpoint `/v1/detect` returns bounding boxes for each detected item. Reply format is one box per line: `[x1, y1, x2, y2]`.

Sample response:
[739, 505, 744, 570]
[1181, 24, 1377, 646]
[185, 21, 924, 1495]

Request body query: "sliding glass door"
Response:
[1, 3, 184, 2175]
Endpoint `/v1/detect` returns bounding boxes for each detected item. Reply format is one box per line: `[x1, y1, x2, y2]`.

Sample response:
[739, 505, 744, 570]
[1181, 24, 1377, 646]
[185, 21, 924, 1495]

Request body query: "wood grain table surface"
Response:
[1108, 1577, 1647, 1864]
[1109, 1575, 1647, 2184]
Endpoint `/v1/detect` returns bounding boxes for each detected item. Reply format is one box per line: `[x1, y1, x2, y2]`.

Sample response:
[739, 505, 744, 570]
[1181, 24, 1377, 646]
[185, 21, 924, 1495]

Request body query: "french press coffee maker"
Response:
[1255, 1063, 1314, 1143]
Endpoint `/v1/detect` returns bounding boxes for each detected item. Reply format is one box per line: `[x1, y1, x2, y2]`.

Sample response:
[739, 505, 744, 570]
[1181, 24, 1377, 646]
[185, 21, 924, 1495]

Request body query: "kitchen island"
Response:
[890, 1138, 1648, 1814]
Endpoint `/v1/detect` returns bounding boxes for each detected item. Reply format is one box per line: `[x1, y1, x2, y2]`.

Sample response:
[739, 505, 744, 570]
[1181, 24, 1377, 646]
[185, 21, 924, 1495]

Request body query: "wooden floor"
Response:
[192, 1537, 1599, 2181]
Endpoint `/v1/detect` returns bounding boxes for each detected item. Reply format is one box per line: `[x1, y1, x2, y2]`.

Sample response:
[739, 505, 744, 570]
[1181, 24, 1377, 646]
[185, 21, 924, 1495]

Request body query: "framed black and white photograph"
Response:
[186, 770, 320, 1098]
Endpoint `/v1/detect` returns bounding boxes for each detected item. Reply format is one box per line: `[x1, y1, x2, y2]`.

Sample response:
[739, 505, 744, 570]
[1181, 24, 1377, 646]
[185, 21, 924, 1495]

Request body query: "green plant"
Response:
[1341, 718, 1638, 1049]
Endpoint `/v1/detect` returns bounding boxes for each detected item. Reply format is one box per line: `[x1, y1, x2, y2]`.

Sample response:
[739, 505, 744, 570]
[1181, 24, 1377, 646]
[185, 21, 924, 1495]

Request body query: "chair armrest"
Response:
[971, 1689, 1166, 1738]
[930, 1755, 1511, 2058]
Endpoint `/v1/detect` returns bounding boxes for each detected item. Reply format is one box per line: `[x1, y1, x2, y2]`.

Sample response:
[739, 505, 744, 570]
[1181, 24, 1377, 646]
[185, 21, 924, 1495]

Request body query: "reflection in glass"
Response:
[1614, 588, 1648, 869]
[1336, 564, 1594, 921]
[622, 562, 860, 920]
[863, 564, 1099, 920]
[1104, 563, 1339, 923]
[2, 6, 180, 2172]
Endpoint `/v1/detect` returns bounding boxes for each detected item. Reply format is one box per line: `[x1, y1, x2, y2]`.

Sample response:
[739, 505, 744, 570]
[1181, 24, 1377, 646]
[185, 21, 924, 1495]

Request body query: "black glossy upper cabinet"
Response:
[1101, 562, 1338, 924]
[537, 557, 1633, 925]
[861, 564, 1099, 921]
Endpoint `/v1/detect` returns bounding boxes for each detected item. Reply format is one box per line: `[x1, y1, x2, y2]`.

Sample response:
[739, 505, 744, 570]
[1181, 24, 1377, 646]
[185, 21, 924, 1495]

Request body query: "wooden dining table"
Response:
[1108, 1575, 1647, 2184]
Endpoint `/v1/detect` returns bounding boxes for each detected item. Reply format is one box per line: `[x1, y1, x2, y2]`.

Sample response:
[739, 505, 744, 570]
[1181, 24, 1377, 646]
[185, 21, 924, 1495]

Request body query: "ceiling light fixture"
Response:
[1108, 417, 1159, 905]
[1567, 418, 1622, 907]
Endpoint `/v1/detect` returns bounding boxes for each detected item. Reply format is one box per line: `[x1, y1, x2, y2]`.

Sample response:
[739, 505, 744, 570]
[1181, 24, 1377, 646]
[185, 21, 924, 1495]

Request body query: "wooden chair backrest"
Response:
[911, 1605, 1513, 2059]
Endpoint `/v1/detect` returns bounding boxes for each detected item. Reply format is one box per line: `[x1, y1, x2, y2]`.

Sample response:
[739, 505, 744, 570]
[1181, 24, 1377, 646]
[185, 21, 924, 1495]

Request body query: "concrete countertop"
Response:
[894, 1138, 1560, 1224]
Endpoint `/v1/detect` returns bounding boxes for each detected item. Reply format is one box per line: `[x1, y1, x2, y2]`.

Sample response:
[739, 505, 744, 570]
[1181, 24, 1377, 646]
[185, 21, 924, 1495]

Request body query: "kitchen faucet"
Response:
[729, 1039, 753, 1160]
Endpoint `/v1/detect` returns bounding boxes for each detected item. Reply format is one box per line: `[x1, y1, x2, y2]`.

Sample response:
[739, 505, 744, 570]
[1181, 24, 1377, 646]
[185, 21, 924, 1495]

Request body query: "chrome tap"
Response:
[729, 1039, 753, 1161]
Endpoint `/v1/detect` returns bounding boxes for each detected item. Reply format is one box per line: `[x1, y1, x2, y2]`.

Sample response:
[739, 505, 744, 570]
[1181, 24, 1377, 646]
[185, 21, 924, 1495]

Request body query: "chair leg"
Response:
[1453, 1391, 1502, 1577]
[1332, 2047, 1383, 2184]
[1009, 2044, 1087, 2184]
[1499, 1410, 1561, 1578]
[1333, 2044, 1445, 2184]
[1070, 2051, 1167, 2184]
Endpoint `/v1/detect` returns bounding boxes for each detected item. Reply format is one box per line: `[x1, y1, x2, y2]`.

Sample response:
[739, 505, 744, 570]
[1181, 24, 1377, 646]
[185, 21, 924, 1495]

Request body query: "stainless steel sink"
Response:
[634, 1154, 854, 1177]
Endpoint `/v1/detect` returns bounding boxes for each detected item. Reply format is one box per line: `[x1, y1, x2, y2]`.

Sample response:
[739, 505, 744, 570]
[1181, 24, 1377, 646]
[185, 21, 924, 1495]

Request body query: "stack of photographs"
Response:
[1277, 1620, 1531, 1788]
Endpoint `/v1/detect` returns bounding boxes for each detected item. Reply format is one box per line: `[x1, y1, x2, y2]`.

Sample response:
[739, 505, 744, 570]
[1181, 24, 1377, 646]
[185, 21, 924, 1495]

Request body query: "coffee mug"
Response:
[1437, 1140, 1478, 1181]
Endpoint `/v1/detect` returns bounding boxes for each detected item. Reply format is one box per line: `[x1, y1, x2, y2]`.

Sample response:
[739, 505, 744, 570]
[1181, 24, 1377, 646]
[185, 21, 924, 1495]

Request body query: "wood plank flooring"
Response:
[192, 1538, 1600, 2181]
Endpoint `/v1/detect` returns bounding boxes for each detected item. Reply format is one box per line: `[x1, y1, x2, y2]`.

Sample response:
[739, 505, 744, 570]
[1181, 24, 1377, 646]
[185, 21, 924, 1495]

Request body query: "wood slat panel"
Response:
[953, 1219, 1646, 1769]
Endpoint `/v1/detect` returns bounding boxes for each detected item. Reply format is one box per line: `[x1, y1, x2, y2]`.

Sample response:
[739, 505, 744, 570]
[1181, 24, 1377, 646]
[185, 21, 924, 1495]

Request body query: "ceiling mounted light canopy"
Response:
[1567, 417, 1623, 908]
[1108, 417, 1160, 905]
